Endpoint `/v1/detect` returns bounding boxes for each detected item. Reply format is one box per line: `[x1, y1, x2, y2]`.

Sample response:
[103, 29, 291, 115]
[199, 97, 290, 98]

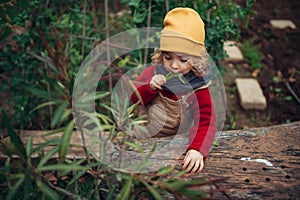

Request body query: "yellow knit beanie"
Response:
[160, 7, 205, 57]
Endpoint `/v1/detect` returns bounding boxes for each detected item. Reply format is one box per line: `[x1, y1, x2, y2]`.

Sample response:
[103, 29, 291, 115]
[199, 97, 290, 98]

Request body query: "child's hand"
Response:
[182, 149, 204, 173]
[150, 75, 167, 90]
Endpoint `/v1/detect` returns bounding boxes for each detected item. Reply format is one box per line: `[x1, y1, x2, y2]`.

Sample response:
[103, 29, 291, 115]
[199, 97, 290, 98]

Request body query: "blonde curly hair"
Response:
[151, 48, 210, 78]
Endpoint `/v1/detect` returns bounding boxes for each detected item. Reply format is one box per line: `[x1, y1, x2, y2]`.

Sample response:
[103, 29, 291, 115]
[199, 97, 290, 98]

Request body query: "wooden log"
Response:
[196, 122, 300, 199]
[1, 121, 299, 199]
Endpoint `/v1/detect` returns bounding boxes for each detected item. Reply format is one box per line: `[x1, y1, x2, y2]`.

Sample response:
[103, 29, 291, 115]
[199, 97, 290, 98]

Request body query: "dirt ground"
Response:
[223, 0, 300, 130]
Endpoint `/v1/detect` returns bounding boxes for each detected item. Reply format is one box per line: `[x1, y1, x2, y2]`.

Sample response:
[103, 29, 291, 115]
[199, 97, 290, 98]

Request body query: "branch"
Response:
[143, 0, 152, 65]
[105, 0, 112, 93]
[82, 0, 87, 57]
[285, 82, 300, 104]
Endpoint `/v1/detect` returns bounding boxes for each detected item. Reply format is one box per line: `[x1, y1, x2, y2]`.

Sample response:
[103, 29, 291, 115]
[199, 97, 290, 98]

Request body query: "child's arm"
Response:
[182, 88, 216, 172]
[130, 65, 160, 105]
[187, 88, 216, 157]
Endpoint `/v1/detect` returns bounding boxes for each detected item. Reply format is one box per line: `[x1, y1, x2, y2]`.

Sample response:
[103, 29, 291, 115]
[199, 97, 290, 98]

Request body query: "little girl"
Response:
[131, 7, 216, 173]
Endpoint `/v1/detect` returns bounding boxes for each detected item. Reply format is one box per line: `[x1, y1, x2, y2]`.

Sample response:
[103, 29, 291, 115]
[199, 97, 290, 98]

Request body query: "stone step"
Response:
[235, 78, 267, 110]
[223, 41, 244, 63]
[270, 19, 296, 29]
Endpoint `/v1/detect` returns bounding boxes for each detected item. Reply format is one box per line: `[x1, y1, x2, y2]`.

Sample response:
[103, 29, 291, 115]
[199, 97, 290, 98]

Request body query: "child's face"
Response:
[162, 52, 192, 75]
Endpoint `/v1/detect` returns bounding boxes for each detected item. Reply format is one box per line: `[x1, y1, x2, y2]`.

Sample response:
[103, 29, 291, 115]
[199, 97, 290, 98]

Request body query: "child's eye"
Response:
[180, 58, 188, 62]
[164, 55, 172, 60]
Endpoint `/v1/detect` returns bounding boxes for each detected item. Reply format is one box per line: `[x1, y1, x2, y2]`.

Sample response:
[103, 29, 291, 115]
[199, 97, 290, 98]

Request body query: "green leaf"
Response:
[25, 137, 33, 165]
[31, 138, 61, 155]
[95, 91, 110, 100]
[96, 113, 114, 124]
[174, 170, 187, 177]
[179, 188, 207, 199]
[118, 55, 130, 67]
[213, 141, 219, 147]
[59, 120, 74, 162]
[37, 164, 87, 172]
[29, 101, 59, 113]
[177, 73, 186, 84]
[124, 140, 144, 153]
[38, 146, 60, 168]
[43, 127, 66, 137]
[66, 168, 87, 187]
[183, 178, 208, 187]
[28, 52, 58, 73]
[284, 96, 293, 101]
[116, 175, 132, 200]
[36, 179, 60, 200]
[157, 166, 174, 176]
[51, 101, 68, 127]
[6, 174, 25, 200]
[274, 88, 282, 93]
[149, 141, 157, 153]
[165, 72, 176, 80]
[141, 181, 163, 200]
[59, 108, 72, 124]
[77, 110, 103, 131]
[26, 87, 51, 100]
[167, 179, 192, 191]
[105, 185, 117, 200]
[165, 72, 186, 84]
[2, 111, 27, 160]
[62, 159, 87, 178]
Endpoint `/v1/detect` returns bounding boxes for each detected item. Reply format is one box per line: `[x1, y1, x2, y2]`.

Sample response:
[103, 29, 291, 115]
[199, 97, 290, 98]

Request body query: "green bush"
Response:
[0, 1, 256, 198]
[0, 0, 256, 129]
[0, 111, 227, 199]
[122, 0, 256, 61]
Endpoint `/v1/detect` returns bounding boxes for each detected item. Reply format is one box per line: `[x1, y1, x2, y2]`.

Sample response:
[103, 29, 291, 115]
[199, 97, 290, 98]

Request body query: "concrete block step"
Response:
[235, 78, 267, 110]
[270, 19, 296, 29]
[223, 41, 244, 63]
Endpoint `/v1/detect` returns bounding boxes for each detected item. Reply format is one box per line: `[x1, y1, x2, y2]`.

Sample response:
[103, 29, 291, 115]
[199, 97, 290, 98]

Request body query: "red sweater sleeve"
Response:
[186, 88, 216, 158]
[131, 66, 216, 157]
[130, 65, 159, 105]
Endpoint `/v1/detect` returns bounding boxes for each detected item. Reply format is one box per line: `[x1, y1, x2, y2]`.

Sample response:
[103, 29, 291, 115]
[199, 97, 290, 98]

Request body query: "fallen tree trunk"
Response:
[2, 121, 300, 199]
[198, 121, 300, 199]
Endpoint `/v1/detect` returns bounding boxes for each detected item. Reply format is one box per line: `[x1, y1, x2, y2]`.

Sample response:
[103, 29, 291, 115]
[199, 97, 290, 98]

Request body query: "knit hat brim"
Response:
[160, 29, 205, 57]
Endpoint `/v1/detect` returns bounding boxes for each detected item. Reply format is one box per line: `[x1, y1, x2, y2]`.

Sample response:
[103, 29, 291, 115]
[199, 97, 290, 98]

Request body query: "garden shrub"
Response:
[0, 0, 256, 199]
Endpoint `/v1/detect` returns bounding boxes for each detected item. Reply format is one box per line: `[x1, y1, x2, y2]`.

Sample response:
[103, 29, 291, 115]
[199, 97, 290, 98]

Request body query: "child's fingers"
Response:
[185, 160, 195, 173]
[196, 160, 204, 173]
[150, 82, 161, 90]
[160, 75, 167, 84]
[151, 75, 166, 89]
[155, 75, 166, 85]
[155, 84, 162, 90]
[190, 161, 200, 173]
[182, 156, 190, 170]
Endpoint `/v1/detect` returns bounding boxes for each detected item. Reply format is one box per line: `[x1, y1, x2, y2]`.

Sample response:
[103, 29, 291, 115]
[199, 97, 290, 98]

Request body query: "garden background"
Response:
[0, 0, 299, 199]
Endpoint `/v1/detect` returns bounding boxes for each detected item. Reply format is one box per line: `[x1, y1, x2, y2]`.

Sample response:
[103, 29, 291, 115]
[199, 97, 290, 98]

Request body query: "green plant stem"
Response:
[82, 0, 87, 57]
[105, 0, 112, 93]
[143, 0, 152, 65]
[285, 82, 300, 104]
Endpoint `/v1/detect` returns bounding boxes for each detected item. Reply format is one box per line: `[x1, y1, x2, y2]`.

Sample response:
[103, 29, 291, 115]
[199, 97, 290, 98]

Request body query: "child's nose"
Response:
[171, 61, 179, 69]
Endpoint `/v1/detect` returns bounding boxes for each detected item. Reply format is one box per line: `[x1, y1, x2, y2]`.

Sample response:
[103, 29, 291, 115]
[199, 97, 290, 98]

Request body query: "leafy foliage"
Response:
[122, 0, 256, 61]
[0, 0, 256, 198]
[0, 0, 256, 129]
[240, 37, 264, 69]
[0, 112, 227, 199]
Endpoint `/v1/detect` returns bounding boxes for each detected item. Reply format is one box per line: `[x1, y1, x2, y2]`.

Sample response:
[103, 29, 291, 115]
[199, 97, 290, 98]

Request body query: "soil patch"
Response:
[223, 0, 300, 130]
